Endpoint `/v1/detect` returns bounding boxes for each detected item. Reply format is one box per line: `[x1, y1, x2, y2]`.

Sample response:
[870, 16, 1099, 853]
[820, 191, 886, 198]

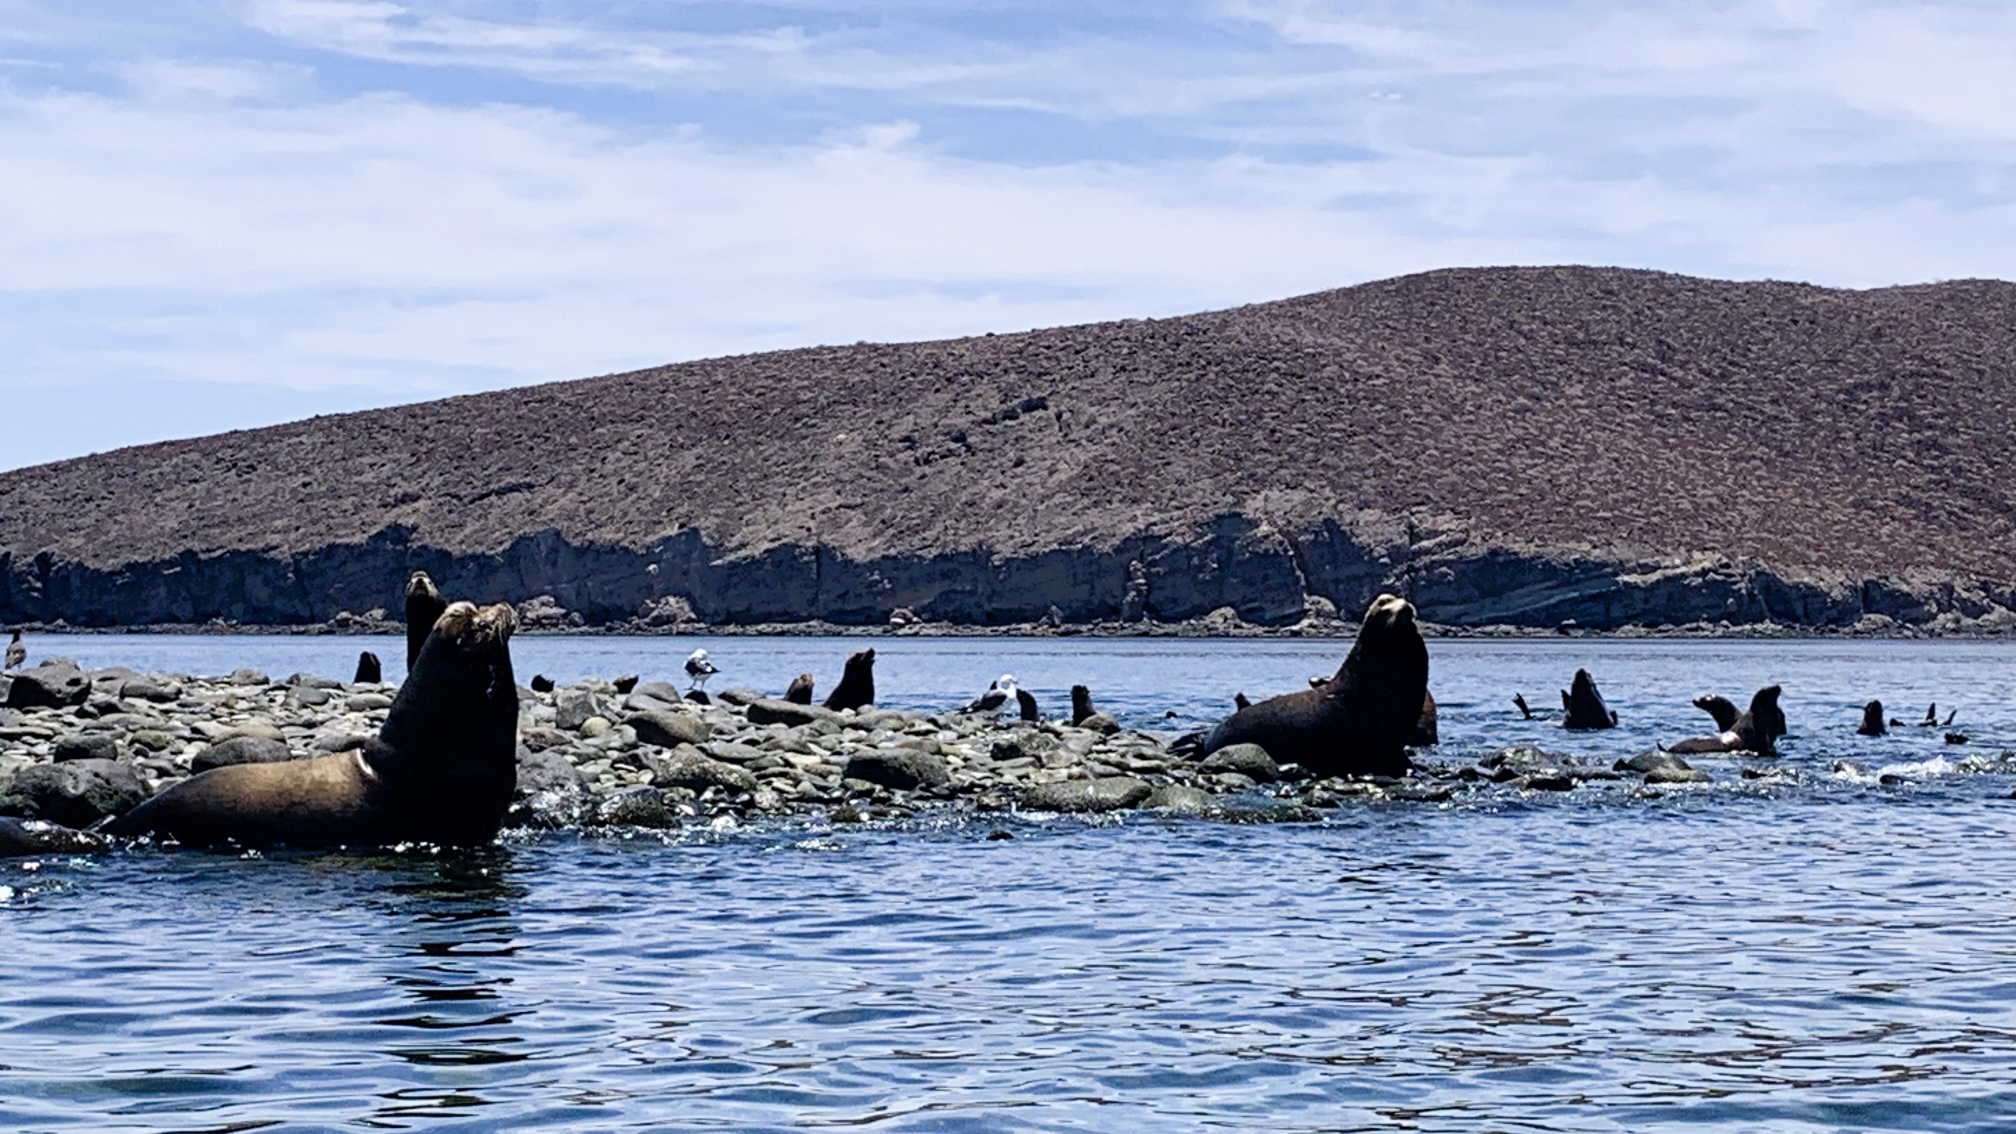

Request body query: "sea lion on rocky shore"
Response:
[1858, 700, 1886, 736]
[1071, 685, 1098, 725]
[785, 673, 815, 704]
[1666, 685, 1782, 757]
[107, 602, 520, 849]
[822, 649, 876, 712]
[1561, 670, 1618, 730]
[354, 651, 382, 684]
[1173, 594, 1427, 779]
[405, 571, 447, 669]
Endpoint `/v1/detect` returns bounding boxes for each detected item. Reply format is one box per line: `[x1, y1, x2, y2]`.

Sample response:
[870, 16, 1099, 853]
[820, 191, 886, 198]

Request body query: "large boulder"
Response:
[649, 751, 758, 794]
[0, 759, 148, 826]
[1022, 776, 1152, 813]
[555, 689, 603, 731]
[515, 746, 587, 796]
[51, 733, 120, 763]
[191, 736, 296, 773]
[842, 749, 950, 791]
[628, 711, 712, 749]
[1200, 743, 1280, 783]
[5, 663, 89, 710]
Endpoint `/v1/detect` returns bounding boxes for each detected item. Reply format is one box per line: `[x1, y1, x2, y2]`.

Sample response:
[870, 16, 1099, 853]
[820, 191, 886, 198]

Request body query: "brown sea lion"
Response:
[785, 673, 815, 705]
[1410, 690, 1439, 746]
[822, 649, 876, 712]
[1561, 670, 1618, 729]
[1174, 594, 1427, 779]
[1693, 694, 1740, 732]
[107, 602, 520, 849]
[1071, 685, 1097, 725]
[1858, 700, 1886, 737]
[1667, 685, 1782, 757]
[405, 571, 448, 669]
[354, 651, 382, 684]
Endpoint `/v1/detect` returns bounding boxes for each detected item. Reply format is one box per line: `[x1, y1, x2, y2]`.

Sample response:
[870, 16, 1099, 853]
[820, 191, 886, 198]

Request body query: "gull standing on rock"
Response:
[685, 648, 718, 691]
[4, 630, 23, 672]
[964, 675, 1018, 715]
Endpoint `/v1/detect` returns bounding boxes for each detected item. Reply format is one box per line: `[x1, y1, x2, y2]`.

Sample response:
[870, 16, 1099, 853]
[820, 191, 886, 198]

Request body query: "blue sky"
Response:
[3, 0, 2014, 469]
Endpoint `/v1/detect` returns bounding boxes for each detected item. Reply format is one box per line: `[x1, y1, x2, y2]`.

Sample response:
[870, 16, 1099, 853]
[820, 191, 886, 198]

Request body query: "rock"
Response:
[224, 720, 286, 743]
[286, 673, 343, 690]
[228, 668, 271, 686]
[1022, 776, 1152, 813]
[649, 751, 758, 794]
[516, 746, 587, 796]
[51, 733, 120, 763]
[1144, 784, 1217, 812]
[634, 681, 686, 705]
[312, 732, 369, 753]
[598, 787, 683, 828]
[4, 663, 89, 709]
[715, 687, 764, 706]
[628, 710, 713, 749]
[191, 736, 296, 773]
[346, 693, 393, 712]
[705, 742, 765, 765]
[1077, 712, 1120, 734]
[120, 680, 181, 703]
[1614, 750, 1710, 784]
[1200, 743, 1279, 783]
[990, 729, 1059, 764]
[0, 759, 148, 826]
[842, 749, 951, 791]
[288, 686, 333, 707]
[745, 698, 843, 728]
[556, 689, 603, 731]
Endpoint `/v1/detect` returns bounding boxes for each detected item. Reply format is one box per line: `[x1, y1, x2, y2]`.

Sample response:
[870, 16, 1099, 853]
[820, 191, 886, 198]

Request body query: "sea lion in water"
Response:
[1410, 690, 1439, 746]
[785, 673, 815, 704]
[405, 571, 447, 669]
[354, 651, 382, 685]
[1858, 700, 1886, 737]
[1693, 694, 1740, 732]
[1173, 594, 1427, 779]
[822, 649, 875, 712]
[1561, 670, 1618, 729]
[1667, 685, 1782, 757]
[107, 601, 520, 849]
[1512, 693, 1533, 720]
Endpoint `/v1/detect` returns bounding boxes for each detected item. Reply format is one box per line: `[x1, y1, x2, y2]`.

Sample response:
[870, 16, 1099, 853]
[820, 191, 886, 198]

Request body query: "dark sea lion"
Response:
[1410, 690, 1439, 746]
[4, 629, 23, 671]
[1, 815, 106, 856]
[108, 602, 520, 849]
[1015, 687, 1039, 722]
[405, 571, 448, 669]
[354, 651, 382, 684]
[1070, 685, 1097, 725]
[1234, 692, 1252, 711]
[1512, 692, 1533, 720]
[1560, 670, 1618, 729]
[530, 674, 555, 694]
[1693, 694, 1740, 732]
[1858, 700, 1886, 736]
[1667, 685, 1782, 757]
[785, 673, 815, 704]
[612, 674, 639, 694]
[822, 649, 876, 712]
[1174, 594, 1427, 779]
[1920, 703, 1938, 727]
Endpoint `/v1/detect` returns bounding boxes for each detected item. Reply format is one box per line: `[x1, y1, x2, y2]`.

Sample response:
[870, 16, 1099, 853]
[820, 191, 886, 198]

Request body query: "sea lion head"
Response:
[406, 570, 441, 605]
[1362, 593, 1416, 633]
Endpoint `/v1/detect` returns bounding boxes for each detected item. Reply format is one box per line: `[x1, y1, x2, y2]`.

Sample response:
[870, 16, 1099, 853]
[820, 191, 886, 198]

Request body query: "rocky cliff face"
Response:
[5, 266, 2016, 631]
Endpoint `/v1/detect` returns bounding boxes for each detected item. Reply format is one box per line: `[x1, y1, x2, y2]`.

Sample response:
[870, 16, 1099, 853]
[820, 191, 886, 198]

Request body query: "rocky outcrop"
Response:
[7, 266, 2016, 632]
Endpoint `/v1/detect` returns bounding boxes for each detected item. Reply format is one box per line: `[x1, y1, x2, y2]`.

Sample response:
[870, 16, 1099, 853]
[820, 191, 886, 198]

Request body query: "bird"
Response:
[963, 674, 1018, 715]
[4, 629, 22, 672]
[684, 648, 718, 691]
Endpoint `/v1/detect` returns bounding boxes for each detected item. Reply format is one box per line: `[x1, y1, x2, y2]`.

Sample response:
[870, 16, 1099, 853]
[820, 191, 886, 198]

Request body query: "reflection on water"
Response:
[6, 639, 2016, 1130]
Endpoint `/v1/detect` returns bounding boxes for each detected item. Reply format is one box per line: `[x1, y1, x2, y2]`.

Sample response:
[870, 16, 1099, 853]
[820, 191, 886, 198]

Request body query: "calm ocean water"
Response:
[6, 635, 2016, 1132]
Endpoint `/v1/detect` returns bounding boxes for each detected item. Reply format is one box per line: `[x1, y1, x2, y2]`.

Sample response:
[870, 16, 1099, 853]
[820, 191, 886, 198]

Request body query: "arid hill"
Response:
[5, 265, 2016, 630]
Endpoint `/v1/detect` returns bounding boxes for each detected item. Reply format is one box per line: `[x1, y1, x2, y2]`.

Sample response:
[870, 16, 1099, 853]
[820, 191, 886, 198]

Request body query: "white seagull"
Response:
[684, 648, 718, 691]
[963, 674, 1019, 715]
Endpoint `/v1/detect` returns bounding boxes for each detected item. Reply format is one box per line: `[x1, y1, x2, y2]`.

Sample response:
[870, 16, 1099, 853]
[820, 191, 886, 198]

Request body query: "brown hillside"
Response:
[4, 266, 2016, 627]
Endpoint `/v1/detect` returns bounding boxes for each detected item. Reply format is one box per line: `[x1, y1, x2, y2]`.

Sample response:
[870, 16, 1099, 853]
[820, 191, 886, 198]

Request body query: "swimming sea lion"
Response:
[1561, 670, 1618, 729]
[107, 601, 520, 849]
[354, 651, 382, 685]
[785, 673, 815, 704]
[1512, 692, 1533, 720]
[1920, 704, 1938, 727]
[1173, 594, 1427, 779]
[1693, 694, 1740, 732]
[405, 571, 447, 669]
[1410, 690, 1439, 746]
[822, 649, 875, 712]
[1858, 700, 1886, 736]
[1666, 684, 1782, 757]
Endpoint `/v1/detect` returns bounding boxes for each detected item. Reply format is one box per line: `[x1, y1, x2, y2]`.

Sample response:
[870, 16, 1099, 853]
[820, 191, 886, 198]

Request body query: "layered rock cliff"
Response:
[5, 266, 2016, 631]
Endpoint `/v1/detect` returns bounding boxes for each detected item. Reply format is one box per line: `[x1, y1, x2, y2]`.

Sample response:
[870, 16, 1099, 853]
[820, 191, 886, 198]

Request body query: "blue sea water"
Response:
[6, 635, 2016, 1132]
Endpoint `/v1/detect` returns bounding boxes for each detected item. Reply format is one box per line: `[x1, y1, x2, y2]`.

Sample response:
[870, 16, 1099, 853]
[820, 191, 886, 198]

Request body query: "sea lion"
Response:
[1858, 700, 1886, 736]
[1015, 686, 1039, 722]
[1666, 684, 1782, 757]
[822, 648, 875, 712]
[1693, 694, 1740, 732]
[1560, 670, 1618, 729]
[1, 815, 106, 857]
[785, 673, 815, 705]
[405, 571, 447, 669]
[1173, 594, 1427, 779]
[1513, 692, 1533, 720]
[1920, 703, 1938, 727]
[530, 674, 555, 693]
[1071, 685, 1097, 726]
[107, 601, 520, 849]
[1234, 692, 1252, 711]
[4, 629, 23, 672]
[354, 651, 382, 684]
[1410, 690, 1439, 746]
